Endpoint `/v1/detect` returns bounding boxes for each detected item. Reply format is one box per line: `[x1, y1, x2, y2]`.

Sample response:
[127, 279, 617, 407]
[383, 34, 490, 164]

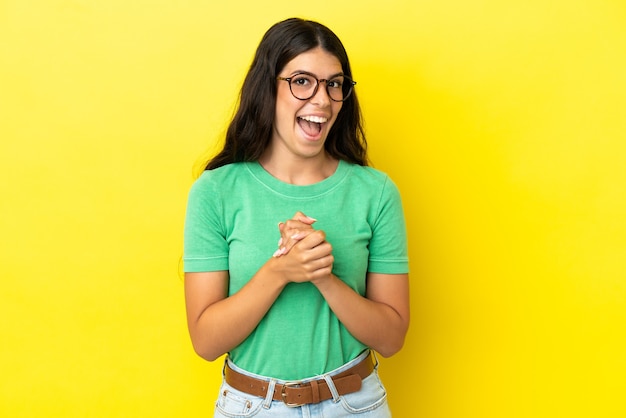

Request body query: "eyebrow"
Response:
[288, 70, 345, 79]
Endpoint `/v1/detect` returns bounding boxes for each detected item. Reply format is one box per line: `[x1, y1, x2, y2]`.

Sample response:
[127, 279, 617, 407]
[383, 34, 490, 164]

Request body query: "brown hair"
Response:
[205, 18, 367, 170]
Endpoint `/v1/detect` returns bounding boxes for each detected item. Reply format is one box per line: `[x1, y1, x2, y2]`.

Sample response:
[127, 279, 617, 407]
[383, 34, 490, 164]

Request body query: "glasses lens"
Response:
[342, 77, 354, 101]
[289, 74, 317, 100]
[327, 76, 354, 102]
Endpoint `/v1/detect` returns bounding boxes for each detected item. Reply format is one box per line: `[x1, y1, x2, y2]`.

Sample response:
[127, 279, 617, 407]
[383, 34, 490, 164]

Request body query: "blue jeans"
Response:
[213, 350, 392, 417]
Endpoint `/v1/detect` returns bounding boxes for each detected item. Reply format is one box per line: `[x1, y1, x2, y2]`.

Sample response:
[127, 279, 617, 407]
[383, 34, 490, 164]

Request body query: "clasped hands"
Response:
[271, 212, 334, 284]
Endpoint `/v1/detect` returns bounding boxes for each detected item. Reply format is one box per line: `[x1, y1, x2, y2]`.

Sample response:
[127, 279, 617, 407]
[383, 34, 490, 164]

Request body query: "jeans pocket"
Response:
[339, 370, 390, 415]
[214, 382, 263, 418]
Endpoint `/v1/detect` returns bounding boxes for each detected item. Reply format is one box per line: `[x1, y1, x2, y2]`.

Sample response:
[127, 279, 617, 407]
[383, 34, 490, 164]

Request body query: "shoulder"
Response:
[344, 163, 399, 193]
[352, 164, 390, 180]
[191, 163, 246, 190]
[187, 163, 249, 205]
[196, 163, 247, 182]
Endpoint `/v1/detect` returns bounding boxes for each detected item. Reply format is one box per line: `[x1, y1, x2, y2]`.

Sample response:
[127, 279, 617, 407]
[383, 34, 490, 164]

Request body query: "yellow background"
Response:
[1, 0, 625, 417]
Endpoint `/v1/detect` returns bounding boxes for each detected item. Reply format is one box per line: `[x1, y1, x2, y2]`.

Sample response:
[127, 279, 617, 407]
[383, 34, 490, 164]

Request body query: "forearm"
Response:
[187, 259, 286, 361]
[313, 274, 410, 357]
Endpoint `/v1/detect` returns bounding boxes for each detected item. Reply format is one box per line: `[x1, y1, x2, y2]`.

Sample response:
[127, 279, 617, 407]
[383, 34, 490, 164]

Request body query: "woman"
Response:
[184, 18, 409, 417]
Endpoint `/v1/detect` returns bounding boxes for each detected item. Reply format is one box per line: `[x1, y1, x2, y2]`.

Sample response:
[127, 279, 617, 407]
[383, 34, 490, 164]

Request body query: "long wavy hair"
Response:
[205, 18, 367, 170]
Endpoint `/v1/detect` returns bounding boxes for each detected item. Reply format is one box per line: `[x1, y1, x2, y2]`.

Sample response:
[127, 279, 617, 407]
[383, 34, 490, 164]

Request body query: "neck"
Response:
[258, 151, 339, 185]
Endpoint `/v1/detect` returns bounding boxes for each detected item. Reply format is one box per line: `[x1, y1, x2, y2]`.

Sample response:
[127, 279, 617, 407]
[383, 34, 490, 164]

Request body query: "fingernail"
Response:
[278, 237, 283, 246]
[307, 216, 317, 222]
[272, 249, 282, 257]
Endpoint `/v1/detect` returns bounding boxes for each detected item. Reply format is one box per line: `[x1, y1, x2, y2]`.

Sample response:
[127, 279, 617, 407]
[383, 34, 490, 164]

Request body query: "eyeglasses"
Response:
[276, 72, 356, 102]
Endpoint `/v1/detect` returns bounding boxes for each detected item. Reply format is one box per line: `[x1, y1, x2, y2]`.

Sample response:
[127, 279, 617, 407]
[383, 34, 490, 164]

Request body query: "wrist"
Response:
[311, 272, 336, 291]
[265, 255, 291, 287]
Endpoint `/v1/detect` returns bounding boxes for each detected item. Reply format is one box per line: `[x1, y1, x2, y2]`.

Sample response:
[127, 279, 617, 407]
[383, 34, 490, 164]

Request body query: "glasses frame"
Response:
[276, 72, 356, 102]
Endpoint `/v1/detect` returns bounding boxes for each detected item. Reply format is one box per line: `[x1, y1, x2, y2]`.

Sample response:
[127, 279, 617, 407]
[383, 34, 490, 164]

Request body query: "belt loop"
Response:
[263, 379, 277, 409]
[222, 356, 228, 377]
[371, 350, 380, 370]
[310, 379, 320, 404]
[322, 374, 340, 403]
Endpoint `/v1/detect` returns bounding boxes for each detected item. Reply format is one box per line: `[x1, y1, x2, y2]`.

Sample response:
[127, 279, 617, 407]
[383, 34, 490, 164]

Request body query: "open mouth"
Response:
[297, 115, 327, 137]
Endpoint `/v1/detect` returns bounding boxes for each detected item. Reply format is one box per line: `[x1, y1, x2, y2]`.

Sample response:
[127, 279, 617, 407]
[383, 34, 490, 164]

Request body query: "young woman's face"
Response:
[271, 47, 344, 161]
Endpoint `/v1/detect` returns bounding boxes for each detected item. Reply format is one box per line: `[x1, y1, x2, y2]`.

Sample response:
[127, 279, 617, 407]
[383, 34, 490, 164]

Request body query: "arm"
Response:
[312, 272, 410, 357]
[276, 213, 410, 357]
[184, 230, 333, 362]
[184, 266, 284, 362]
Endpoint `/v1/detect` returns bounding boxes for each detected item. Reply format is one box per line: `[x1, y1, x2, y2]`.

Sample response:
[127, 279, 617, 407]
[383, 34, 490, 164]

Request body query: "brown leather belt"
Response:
[224, 351, 375, 407]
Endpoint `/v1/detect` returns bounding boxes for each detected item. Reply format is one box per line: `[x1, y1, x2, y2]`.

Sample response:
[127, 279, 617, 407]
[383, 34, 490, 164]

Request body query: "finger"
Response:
[292, 211, 317, 225]
[282, 219, 314, 235]
[278, 217, 316, 255]
[312, 253, 334, 274]
[282, 229, 315, 254]
[274, 228, 313, 257]
[296, 230, 328, 252]
[297, 253, 335, 282]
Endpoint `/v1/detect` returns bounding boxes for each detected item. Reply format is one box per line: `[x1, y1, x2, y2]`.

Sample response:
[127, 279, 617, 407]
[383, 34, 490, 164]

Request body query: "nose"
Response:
[310, 81, 331, 106]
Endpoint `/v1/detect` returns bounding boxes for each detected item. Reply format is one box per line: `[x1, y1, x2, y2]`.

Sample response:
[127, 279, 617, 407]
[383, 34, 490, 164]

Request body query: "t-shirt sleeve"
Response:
[367, 176, 409, 274]
[183, 174, 230, 272]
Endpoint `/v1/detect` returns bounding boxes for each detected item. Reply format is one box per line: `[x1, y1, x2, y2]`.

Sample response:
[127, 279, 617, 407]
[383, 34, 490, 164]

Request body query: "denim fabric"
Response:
[213, 351, 391, 417]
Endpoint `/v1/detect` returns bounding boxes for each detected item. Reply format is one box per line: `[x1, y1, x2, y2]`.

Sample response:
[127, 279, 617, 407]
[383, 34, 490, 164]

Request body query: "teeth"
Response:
[299, 115, 327, 124]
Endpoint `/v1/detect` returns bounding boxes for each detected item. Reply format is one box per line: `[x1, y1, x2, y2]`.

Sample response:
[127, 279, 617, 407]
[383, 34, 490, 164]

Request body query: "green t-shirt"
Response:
[184, 160, 408, 380]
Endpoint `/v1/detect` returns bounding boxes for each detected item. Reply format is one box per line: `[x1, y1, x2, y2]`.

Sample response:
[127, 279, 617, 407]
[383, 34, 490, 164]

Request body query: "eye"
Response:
[292, 74, 314, 87]
[327, 78, 344, 89]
